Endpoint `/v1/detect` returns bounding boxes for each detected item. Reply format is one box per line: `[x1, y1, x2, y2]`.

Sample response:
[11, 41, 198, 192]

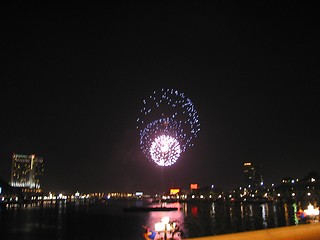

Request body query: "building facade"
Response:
[10, 153, 44, 192]
[243, 162, 264, 189]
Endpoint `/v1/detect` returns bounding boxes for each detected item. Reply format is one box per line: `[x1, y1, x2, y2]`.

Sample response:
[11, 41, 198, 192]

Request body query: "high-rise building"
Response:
[255, 163, 264, 188]
[10, 153, 44, 191]
[243, 162, 264, 189]
[243, 162, 255, 187]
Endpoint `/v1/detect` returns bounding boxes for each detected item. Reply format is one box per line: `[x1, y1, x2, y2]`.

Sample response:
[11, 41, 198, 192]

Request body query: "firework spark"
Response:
[137, 88, 200, 166]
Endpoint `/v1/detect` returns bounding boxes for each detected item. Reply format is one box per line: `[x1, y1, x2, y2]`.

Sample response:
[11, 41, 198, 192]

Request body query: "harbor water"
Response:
[0, 199, 303, 240]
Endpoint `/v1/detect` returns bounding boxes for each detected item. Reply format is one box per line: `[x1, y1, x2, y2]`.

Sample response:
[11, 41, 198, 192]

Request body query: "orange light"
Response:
[190, 184, 198, 190]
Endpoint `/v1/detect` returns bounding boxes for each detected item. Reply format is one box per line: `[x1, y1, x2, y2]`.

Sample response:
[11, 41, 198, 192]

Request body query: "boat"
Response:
[123, 206, 178, 212]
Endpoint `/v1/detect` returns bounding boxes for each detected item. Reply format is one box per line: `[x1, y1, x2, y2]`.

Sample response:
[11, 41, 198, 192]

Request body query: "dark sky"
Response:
[1, 1, 319, 194]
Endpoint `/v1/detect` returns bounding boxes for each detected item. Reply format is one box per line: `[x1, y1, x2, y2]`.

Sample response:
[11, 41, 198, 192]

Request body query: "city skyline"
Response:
[1, 152, 318, 195]
[1, 2, 319, 194]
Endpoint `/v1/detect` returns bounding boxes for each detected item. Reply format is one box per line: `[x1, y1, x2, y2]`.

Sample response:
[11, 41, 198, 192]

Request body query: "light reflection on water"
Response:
[182, 200, 301, 238]
[261, 203, 267, 228]
[145, 202, 185, 239]
[0, 200, 304, 239]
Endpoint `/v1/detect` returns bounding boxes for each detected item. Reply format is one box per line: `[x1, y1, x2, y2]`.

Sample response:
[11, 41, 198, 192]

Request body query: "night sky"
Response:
[1, 1, 319, 194]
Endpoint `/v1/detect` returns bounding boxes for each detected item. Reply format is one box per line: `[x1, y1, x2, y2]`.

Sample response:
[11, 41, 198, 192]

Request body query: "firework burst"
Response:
[137, 88, 200, 166]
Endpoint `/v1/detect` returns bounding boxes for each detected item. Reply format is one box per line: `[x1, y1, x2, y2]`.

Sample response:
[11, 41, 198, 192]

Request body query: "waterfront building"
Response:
[255, 163, 264, 187]
[243, 162, 264, 189]
[10, 153, 44, 192]
[271, 171, 320, 204]
[243, 162, 255, 187]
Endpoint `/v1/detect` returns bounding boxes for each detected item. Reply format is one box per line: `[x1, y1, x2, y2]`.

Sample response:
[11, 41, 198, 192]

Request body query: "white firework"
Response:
[150, 135, 181, 166]
[137, 88, 200, 166]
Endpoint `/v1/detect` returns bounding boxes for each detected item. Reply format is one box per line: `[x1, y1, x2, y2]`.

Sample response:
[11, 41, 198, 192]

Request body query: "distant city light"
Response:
[170, 189, 180, 195]
[190, 183, 199, 190]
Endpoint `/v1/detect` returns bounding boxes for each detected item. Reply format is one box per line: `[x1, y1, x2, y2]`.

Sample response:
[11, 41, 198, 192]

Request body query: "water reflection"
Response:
[183, 201, 301, 238]
[145, 202, 185, 239]
[0, 200, 307, 239]
[261, 203, 267, 227]
[0, 201, 68, 239]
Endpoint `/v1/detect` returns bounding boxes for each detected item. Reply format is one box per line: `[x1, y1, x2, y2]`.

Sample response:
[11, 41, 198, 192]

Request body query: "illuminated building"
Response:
[190, 184, 199, 190]
[243, 162, 264, 189]
[243, 162, 255, 187]
[170, 188, 180, 195]
[10, 153, 44, 191]
[255, 163, 264, 187]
